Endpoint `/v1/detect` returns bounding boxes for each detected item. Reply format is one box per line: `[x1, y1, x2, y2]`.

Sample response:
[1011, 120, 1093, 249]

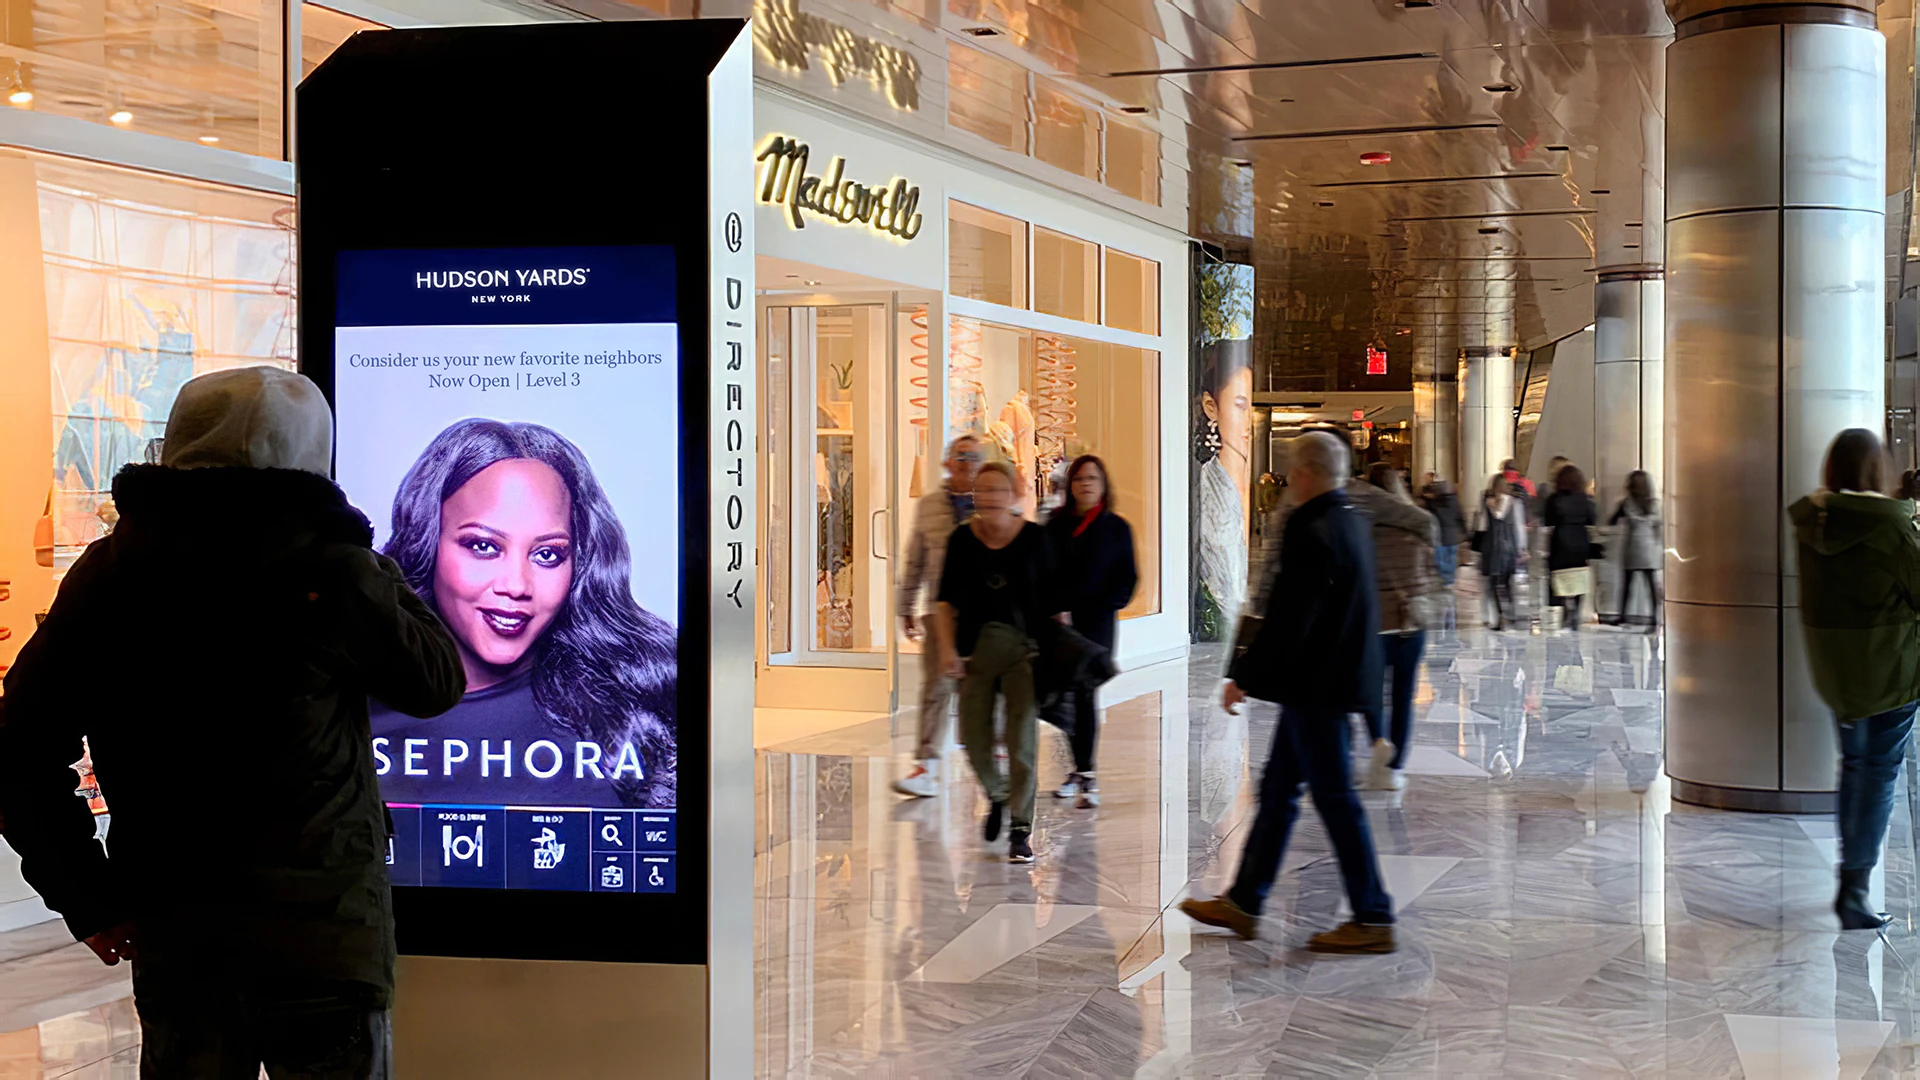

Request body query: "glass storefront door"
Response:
[761, 298, 932, 721]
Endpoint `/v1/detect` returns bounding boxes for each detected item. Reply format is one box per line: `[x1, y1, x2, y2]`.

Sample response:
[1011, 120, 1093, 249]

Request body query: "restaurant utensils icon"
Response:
[442, 824, 484, 867]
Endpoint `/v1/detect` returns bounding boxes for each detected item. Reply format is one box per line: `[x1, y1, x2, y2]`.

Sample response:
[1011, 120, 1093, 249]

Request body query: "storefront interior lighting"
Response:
[1268, 411, 1318, 423]
[109, 109, 133, 126]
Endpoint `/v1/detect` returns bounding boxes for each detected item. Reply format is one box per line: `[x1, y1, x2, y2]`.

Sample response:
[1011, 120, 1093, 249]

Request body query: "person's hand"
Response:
[944, 650, 965, 679]
[1222, 681, 1247, 716]
[1053, 612, 1071, 625]
[83, 922, 138, 966]
[902, 614, 922, 641]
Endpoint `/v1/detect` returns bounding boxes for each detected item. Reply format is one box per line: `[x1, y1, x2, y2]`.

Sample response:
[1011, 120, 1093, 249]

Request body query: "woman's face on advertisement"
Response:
[435, 458, 575, 686]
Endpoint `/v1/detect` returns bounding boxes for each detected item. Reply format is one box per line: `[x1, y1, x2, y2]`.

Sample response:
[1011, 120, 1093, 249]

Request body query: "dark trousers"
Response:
[1068, 611, 1117, 774]
[1228, 704, 1395, 923]
[1838, 701, 1918, 872]
[1617, 568, 1661, 624]
[135, 960, 390, 1080]
[1364, 631, 1426, 769]
[1484, 573, 1515, 628]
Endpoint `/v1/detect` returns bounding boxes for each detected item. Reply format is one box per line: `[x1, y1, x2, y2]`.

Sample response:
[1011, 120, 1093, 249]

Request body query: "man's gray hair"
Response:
[947, 434, 982, 456]
[1290, 430, 1349, 482]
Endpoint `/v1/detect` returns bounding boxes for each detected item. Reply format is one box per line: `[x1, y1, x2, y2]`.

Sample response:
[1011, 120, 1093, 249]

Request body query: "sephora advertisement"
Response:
[333, 245, 680, 895]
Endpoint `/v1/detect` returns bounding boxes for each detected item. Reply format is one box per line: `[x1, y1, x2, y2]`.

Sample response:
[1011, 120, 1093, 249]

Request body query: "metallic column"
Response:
[1664, 1, 1885, 811]
[1594, 266, 1665, 620]
[1459, 345, 1515, 493]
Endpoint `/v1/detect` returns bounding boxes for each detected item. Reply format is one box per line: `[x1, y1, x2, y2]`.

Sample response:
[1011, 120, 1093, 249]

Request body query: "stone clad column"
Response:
[1664, 1, 1885, 811]
[1459, 345, 1514, 494]
[1593, 265, 1664, 620]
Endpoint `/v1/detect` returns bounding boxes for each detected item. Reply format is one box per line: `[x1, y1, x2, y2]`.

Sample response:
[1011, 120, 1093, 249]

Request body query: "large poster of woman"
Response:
[1191, 256, 1255, 641]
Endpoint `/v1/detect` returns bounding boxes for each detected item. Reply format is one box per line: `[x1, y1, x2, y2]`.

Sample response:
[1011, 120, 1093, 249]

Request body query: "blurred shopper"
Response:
[1422, 478, 1467, 586]
[1350, 464, 1438, 792]
[1501, 458, 1537, 503]
[0, 368, 465, 1079]
[1790, 429, 1920, 930]
[1179, 431, 1396, 953]
[1606, 470, 1664, 630]
[1473, 474, 1527, 631]
[1044, 456, 1138, 809]
[936, 462, 1062, 864]
[1543, 464, 1598, 629]
[894, 435, 984, 798]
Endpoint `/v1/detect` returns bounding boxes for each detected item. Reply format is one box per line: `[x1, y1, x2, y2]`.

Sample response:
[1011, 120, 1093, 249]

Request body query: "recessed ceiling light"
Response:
[1477, 226, 1500, 234]
[1589, 188, 1610, 195]
[1279, 97, 1295, 103]
[962, 26, 999, 37]
[803, 279, 823, 286]
[1483, 82, 1517, 93]
[1625, 221, 1642, 227]
[1118, 105, 1149, 115]
[7, 89, 31, 106]
[109, 109, 132, 125]
[1545, 144, 1570, 152]
[1359, 151, 1391, 165]
[1315, 199, 1335, 208]
[1622, 243, 1640, 249]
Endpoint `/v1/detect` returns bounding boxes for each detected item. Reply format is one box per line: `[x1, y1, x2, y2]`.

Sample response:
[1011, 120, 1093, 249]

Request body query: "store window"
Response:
[947, 42, 1025, 153]
[1, 0, 285, 158]
[1104, 248, 1159, 335]
[949, 200, 1026, 309]
[1104, 118, 1160, 206]
[25, 153, 295, 564]
[948, 316, 1160, 618]
[1032, 226, 1097, 323]
[1032, 78, 1097, 182]
[301, 3, 385, 79]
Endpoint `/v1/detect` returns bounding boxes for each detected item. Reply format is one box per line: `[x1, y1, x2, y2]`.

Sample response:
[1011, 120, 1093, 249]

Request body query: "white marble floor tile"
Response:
[905, 903, 1100, 984]
[1723, 1014, 1895, 1080]
[1400, 745, 1492, 778]
[1420, 702, 1501, 726]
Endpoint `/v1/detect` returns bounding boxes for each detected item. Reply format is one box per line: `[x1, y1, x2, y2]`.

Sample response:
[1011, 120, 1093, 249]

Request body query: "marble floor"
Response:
[755, 613, 1920, 1077]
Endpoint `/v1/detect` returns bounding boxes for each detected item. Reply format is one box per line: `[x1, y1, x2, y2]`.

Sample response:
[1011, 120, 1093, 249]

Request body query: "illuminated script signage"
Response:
[755, 135, 923, 241]
[753, 0, 921, 111]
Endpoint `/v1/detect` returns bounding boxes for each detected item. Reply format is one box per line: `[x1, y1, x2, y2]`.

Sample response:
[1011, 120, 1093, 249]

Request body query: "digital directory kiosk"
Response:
[297, 21, 754, 1077]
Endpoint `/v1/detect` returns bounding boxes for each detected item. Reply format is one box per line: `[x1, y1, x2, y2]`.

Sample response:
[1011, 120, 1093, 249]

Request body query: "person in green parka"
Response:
[1789, 428, 1920, 930]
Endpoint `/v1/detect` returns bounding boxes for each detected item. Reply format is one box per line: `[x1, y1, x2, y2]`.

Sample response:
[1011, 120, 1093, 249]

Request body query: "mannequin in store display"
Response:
[1000, 392, 1037, 509]
[0, 367, 466, 1075]
[986, 420, 1029, 515]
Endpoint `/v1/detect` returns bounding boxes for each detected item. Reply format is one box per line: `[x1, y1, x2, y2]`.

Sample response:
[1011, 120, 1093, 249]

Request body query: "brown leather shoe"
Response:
[1178, 895, 1257, 940]
[1307, 921, 1396, 954]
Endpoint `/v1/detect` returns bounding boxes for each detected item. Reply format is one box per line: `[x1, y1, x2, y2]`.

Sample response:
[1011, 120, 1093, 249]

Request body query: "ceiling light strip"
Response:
[1314, 172, 1561, 188]
[1237, 122, 1500, 142]
[1388, 208, 1599, 222]
[1106, 52, 1435, 78]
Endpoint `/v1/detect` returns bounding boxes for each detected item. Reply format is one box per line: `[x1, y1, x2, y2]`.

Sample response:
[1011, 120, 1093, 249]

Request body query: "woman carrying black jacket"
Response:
[1043, 455, 1139, 809]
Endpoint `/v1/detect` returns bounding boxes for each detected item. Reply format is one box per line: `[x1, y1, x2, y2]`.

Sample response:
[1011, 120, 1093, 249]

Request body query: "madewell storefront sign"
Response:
[755, 134, 923, 241]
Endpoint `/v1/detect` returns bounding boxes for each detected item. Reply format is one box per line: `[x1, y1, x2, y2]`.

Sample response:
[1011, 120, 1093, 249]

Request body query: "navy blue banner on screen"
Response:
[336, 246, 677, 327]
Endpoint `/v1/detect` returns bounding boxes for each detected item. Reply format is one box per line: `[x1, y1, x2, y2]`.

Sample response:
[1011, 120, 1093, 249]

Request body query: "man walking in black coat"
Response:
[0, 367, 466, 1077]
[1180, 430, 1396, 952]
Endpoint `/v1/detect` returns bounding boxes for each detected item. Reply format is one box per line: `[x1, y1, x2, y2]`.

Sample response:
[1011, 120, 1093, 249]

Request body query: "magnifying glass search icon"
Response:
[602, 823, 623, 846]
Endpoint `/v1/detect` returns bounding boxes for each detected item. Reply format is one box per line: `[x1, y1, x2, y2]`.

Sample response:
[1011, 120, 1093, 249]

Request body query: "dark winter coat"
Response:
[1543, 491, 1598, 571]
[1229, 488, 1383, 714]
[1041, 507, 1139, 650]
[1422, 484, 1467, 547]
[0, 465, 464, 1004]
[1789, 490, 1920, 722]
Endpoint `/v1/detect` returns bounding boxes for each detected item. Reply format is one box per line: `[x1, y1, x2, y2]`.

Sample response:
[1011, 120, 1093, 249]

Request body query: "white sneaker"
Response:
[1386, 768, 1407, 792]
[1076, 773, 1100, 809]
[891, 761, 937, 798]
[1366, 738, 1395, 790]
[1054, 773, 1084, 799]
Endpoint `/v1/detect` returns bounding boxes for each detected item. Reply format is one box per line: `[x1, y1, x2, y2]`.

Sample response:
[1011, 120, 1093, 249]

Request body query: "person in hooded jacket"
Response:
[0, 367, 466, 1077]
[1790, 428, 1920, 931]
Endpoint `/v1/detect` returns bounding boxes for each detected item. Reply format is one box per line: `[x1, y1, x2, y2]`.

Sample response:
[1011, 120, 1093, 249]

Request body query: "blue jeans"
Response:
[1228, 704, 1395, 923]
[1838, 701, 1918, 872]
[1365, 631, 1426, 770]
[1434, 545, 1458, 586]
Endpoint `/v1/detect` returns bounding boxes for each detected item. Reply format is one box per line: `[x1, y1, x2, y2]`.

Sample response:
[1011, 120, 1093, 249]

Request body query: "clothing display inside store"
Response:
[949, 317, 1161, 618]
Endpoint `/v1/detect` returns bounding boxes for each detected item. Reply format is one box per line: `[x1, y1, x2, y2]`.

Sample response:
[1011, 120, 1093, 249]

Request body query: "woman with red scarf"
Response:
[1044, 455, 1139, 807]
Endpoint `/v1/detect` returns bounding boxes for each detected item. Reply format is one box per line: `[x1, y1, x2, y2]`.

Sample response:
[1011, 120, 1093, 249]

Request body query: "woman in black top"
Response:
[1042, 455, 1138, 808]
[1542, 464, 1598, 629]
[936, 462, 1061, 864]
